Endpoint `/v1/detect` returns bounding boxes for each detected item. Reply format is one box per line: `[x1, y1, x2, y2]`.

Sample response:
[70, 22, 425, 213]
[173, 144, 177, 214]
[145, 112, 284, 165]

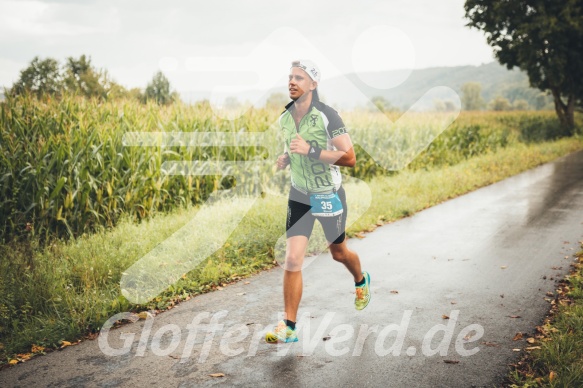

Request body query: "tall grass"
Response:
[2, 93, 577, 244]
[0, 94, 278, 243]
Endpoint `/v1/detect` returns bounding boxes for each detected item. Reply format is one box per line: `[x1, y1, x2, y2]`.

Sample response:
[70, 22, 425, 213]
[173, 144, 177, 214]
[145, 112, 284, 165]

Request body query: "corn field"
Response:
[0, 93, 570, 243]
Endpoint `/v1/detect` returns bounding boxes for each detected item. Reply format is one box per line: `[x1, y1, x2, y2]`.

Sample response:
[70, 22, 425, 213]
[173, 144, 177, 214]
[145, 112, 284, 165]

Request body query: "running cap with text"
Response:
[291, 60, 321, 83]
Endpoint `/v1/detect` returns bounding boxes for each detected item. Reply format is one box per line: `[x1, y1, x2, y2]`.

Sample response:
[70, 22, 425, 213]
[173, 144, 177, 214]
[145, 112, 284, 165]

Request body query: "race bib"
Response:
[309, 192, 343, 217]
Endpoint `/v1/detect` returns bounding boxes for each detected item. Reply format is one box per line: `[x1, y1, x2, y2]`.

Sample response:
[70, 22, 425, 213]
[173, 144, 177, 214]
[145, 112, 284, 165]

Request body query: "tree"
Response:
[125, 87, 143, 102]
[265, 92, 288, 110]
[63, 55, 107, 98]
[489, 96, 511, 111]
[369, 96, 396, 113]
[534, 93, 553, 110]
[434, 99, 457, 112]
[11, 54, 129, 101]
[144, 71, 173, 105]
[512, 99, 530, 111]
[464, 0, 583, 129]
[444, 100, 457, 112]
[11, 56, 62, 97]
[460, 82, 485, 110]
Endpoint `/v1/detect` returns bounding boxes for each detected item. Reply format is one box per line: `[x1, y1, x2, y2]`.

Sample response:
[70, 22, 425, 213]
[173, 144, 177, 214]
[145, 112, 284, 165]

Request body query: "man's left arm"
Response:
[289, 133, 355, 167]
[317, 134, 355, 167]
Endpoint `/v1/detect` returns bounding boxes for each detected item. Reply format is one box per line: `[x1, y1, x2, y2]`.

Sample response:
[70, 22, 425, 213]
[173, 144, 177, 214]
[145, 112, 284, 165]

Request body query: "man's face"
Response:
[288, 67, 316, 101]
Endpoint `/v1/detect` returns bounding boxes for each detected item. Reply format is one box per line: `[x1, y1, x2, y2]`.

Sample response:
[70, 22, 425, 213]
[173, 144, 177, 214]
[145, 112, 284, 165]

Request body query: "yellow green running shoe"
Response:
[265, 320, 298, 344]
[355, 271, 371, 310]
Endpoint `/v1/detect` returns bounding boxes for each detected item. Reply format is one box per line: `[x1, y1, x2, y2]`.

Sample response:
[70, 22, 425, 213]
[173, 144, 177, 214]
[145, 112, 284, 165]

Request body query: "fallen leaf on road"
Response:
[512, 332, 523, 341]
[138, 311, 150, 320]
[501, 266, 508, 269]
[546, 291, 554, 297]
[443, 360, 459, 364]
[526, 338, 536, 344]
[450, 301, 457, 304]
[390, 290, 399, 294]
[525, 346, 541, 351]
[60, 340, 72, 348]
[442, 314, 450, 319]
[323, 336, 331, 341]
[31, 344, 45, 353]
[8, 360, 18, 365]
[17, 353, 32, 361]
[512, 348, 521, 352]
[463, 333, 474, 341]
[481, 341, 499, 347]
[209, 373, 225, 378]
[236, 292, 246, 296]
[509, 315, 521, 319]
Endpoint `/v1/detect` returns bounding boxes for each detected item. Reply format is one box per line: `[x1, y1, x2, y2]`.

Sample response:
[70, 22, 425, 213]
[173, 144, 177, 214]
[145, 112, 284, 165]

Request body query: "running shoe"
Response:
[265, 320, 298, 344]
[355, 271, 371, 310]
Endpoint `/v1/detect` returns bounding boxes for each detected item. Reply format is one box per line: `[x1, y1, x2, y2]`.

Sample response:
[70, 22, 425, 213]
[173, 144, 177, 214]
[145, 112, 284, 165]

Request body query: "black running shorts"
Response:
[286, 186, 347, 244]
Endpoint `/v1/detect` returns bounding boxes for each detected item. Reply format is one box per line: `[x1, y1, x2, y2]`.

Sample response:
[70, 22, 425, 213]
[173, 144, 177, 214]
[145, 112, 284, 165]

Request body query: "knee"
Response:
[284, 253, 304, 271]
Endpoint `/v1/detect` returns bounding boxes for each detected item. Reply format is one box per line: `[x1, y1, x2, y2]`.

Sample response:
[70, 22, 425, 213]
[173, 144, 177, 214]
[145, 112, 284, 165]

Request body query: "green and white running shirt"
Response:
[279, 99, 348, 194]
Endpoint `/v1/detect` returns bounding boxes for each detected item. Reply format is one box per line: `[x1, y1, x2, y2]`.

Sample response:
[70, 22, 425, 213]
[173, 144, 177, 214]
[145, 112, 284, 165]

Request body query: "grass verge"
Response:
[1, 136, 582, 366]
[504, 244, 583, 387]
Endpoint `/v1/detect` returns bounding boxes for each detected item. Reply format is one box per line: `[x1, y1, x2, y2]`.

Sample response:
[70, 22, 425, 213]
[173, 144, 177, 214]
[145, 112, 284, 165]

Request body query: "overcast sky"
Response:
[0, 0, 495, 96]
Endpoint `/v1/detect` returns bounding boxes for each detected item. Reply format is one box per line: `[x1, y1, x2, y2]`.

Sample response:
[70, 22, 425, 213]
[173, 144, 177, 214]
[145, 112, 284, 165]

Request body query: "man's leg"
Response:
[283, 235, 309, 322]
[265, 234, 309, 343]
[330, 240, 371, 310]
[329, 240, 363, 283]
[266, 189, 314, 343]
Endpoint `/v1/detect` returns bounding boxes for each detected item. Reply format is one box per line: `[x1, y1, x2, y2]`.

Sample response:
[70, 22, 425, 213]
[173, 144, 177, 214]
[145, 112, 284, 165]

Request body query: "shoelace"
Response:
[275, 322, 288, 335]
[356, 287, 365, 300]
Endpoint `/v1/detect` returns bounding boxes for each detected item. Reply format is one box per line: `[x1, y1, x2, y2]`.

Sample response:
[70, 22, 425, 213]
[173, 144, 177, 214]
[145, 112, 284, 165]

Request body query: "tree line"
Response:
[6, 55, 178, 105]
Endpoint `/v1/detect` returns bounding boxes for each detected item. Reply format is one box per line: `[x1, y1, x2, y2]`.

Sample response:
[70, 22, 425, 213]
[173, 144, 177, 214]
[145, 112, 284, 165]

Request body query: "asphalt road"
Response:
[2, 151, 583, 388]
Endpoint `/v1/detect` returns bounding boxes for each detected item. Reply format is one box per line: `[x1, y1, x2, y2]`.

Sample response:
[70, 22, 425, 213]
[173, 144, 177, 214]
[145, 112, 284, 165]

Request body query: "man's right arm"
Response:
[276, 152, 290, 170]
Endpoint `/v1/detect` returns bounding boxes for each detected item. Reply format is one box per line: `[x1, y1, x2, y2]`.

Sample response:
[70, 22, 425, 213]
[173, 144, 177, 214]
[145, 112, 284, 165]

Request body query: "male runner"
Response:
[265, 60, 370, 344]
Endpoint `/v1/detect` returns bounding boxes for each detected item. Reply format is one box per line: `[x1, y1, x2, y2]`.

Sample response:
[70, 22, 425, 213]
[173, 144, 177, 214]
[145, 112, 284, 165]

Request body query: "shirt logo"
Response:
[331, 127, 347, 137]
[310, 114, 318, 126]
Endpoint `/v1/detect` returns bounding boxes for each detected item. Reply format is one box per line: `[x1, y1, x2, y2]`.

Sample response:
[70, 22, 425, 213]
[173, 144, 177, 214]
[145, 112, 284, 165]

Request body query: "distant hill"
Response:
[182, 61, 552, 111]
[318, 61, 551, 110]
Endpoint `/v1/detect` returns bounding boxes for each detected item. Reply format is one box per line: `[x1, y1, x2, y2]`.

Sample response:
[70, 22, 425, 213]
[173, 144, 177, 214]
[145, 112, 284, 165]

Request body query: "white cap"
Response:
[291, 59, 321, 83]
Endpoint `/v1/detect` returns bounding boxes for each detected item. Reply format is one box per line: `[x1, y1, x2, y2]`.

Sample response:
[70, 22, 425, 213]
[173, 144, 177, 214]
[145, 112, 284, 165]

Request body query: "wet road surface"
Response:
[2, 151, 583, 388]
